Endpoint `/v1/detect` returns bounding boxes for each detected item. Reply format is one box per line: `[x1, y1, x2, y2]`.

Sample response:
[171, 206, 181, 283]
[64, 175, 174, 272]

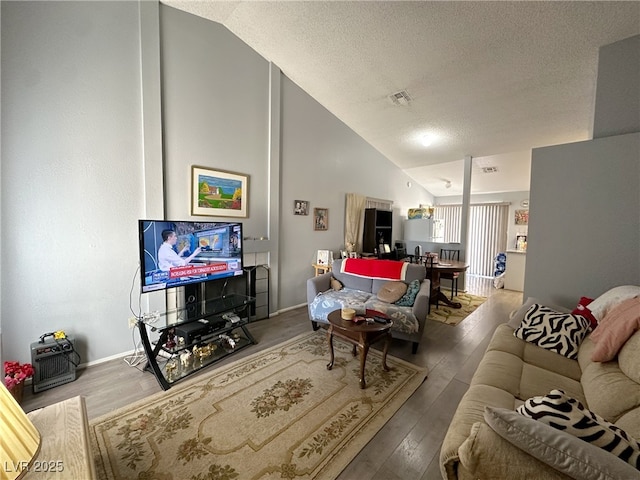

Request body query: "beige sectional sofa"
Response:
[440, 295, 640, 479]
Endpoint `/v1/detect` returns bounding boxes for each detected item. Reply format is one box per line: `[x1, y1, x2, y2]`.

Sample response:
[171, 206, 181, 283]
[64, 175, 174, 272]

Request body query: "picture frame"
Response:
[191, 166, 248, 217]
[294, 200, 309, 215]
[314, 208, 328, 231]
[316, 250, 330, 265]
[515, 209, 529, 225]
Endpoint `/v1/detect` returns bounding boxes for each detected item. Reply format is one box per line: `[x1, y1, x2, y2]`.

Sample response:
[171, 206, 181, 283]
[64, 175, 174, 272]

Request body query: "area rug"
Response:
[90, 331, 428, 480]
[427, 292, 487, 326]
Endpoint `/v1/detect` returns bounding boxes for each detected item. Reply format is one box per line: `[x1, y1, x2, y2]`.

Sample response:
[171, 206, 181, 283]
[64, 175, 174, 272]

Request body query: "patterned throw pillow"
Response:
[517, 389, 640, 470]
[514, 304, 590, 359]
[395, 279, 420, 307]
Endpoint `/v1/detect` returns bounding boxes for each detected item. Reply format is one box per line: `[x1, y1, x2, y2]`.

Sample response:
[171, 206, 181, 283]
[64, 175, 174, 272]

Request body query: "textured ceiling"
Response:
[163, 1, 640, 197]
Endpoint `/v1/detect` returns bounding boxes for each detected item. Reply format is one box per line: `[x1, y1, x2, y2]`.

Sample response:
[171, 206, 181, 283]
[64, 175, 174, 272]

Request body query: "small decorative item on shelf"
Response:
[180, 351, 192, 368]
[165, 359, 178, 380]
[3, 361, 35, 403]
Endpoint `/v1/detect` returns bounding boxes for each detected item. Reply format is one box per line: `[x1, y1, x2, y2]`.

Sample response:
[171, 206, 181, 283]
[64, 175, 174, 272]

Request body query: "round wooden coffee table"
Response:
[326, 309, 393, 389]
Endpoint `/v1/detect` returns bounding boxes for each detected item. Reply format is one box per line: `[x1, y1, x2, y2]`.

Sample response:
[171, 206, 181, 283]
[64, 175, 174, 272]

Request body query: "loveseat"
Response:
[306, 258, 430, 353]
[440, 287, 640, 480]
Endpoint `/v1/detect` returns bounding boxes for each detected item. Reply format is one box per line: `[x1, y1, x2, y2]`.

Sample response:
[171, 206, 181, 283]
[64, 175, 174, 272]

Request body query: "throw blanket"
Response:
[341, 258, 408, 281]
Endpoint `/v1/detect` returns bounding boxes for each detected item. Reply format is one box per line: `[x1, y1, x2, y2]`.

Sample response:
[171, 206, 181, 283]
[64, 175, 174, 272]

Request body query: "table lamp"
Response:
[0, 382, 41, 480]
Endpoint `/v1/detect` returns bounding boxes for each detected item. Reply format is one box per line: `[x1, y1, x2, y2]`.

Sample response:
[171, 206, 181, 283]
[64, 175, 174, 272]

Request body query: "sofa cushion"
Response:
[517, 389, 640, 470]
[588, 285, 640, 322]
[590, 296, 640, 362]
[485, 406, 640, 480]
[330, 277, 343, 291]
[376, 281, 407, 303]
[619, 330, 640, 384]
[514, 304, 590, 359]
[488, 325, 582, 382]
[456, 421, 573, 480]
[579, 352, 640, 424]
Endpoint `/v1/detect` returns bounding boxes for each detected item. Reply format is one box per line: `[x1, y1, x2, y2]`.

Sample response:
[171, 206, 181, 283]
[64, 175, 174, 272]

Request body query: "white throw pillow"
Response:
[588, 285, 640, 322]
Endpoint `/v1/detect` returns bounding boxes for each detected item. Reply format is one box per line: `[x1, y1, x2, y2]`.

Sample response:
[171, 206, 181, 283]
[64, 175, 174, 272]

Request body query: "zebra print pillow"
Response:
[514, 304, 590, 359]
[517, 389, 640, 470]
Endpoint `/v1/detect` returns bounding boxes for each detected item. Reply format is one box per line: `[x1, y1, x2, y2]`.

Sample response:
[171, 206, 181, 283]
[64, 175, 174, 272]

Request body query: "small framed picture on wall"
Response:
[294, 200, 309, 215]
[515, 209, 529, 225]
[314, 208, 328, 231]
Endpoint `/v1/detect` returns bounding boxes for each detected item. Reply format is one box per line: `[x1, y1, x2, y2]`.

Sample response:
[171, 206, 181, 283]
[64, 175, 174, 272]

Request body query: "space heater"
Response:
[30, 335, 77, 393]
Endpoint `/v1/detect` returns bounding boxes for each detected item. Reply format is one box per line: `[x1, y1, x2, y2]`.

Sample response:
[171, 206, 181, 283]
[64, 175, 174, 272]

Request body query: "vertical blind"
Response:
[434, 203, 509, 276]
[468, 204, 509, 276]
[433, 205, 462, 243]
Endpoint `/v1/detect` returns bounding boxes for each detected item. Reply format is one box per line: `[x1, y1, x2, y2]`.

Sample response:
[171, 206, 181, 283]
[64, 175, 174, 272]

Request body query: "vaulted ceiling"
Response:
[164, 1, 640, 197]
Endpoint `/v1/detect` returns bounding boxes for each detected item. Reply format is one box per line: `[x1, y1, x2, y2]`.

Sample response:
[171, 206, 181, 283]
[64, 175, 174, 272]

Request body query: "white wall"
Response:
[0, 1, 432, 366]
[1, 1, 145, 364]
[279, 77, 430, 308]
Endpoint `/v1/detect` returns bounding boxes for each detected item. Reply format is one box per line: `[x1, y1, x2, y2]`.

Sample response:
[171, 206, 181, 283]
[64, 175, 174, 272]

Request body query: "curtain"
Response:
[345, 193, 366, 252]
[434, 203, 509, 276]
[433, 205, 462, 243]
[365, 197, 392, 210]
[467, 204, 509, 276]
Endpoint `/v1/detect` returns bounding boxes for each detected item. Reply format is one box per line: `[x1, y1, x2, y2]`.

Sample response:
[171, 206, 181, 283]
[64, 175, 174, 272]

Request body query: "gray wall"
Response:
[0, 1, 431, 366]
[524, 34, 640, 307]
[524, 133, 639, 306]
[592, 35, 640, 139]
[1, 1, 145, 364]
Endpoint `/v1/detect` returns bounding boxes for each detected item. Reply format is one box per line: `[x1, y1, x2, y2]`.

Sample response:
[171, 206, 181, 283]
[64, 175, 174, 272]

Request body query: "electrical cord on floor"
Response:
[123, 324, 147, 369]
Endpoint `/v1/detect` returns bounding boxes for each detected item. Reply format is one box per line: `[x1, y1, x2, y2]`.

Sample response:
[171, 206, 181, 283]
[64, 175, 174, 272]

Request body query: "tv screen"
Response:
[139, 220, 243, 293]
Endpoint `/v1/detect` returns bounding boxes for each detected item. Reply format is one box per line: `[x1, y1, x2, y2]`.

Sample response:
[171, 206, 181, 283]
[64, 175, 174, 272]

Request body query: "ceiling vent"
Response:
[388, 90, 412, 106]
[482, 166, 498, 173]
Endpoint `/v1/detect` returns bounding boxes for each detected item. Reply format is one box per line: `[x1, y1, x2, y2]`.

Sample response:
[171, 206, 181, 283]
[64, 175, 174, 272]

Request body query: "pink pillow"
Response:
[590, 296, 640, 362]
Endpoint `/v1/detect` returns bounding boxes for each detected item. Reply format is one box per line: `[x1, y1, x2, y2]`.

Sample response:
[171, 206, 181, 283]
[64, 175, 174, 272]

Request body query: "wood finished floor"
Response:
[20, 277, 523, 480]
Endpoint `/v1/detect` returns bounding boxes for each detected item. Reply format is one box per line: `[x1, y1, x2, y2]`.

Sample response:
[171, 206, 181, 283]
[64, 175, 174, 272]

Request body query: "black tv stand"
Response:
[138, 293, 256, 390]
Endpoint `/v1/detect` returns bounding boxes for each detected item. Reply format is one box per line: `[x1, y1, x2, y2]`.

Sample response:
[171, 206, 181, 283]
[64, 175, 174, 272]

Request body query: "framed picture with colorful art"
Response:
[515, 209, 529, 225]
[191, 166, 248, 217]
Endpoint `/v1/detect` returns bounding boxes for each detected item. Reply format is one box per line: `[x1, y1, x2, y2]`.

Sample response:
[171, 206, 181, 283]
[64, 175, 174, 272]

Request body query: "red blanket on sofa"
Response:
[340, 258, 408, 281]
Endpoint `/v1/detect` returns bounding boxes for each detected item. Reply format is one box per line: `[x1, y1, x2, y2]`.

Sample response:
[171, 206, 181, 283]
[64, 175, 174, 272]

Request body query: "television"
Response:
[139, 219, 243, 293]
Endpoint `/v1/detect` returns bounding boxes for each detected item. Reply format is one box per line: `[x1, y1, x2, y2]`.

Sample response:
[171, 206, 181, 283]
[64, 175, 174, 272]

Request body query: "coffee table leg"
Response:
[327, 328, 335, 370]
[382, 332, 391, 372]
[359, 343, 369, 389]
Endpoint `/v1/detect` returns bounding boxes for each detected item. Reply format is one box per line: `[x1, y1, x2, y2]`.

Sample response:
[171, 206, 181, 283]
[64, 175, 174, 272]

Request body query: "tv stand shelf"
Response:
[138, 293, 256, 390]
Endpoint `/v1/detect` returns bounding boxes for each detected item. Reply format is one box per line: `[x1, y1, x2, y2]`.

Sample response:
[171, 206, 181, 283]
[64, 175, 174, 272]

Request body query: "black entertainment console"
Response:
[138, 293, 256, 390]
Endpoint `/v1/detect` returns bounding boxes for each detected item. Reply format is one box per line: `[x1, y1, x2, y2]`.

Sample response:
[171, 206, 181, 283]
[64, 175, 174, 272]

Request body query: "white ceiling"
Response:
[163, 1, 640, 197]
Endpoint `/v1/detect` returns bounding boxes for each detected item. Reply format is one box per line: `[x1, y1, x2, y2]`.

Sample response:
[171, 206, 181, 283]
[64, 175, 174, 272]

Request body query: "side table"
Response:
[326, 309, 392, 389]
[312, 263, 331, 276]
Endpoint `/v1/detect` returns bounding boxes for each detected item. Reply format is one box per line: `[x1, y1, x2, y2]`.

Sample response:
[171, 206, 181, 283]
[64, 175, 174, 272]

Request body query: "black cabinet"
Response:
[362, 208, 393, 254]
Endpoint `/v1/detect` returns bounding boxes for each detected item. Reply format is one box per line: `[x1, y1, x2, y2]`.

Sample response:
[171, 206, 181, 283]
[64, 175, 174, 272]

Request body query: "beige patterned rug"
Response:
[90, 331, 428, 480]
[427, 292, 487, 326]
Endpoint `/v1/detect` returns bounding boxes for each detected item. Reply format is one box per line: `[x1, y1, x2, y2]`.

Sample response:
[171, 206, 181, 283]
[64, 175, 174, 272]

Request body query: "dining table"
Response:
[406, 255, 469, 309]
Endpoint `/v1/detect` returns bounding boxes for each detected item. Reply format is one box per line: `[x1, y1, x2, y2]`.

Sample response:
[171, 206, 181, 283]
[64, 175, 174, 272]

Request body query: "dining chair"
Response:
[440, 248, 460, 299]
[424, 254, 439, 314]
